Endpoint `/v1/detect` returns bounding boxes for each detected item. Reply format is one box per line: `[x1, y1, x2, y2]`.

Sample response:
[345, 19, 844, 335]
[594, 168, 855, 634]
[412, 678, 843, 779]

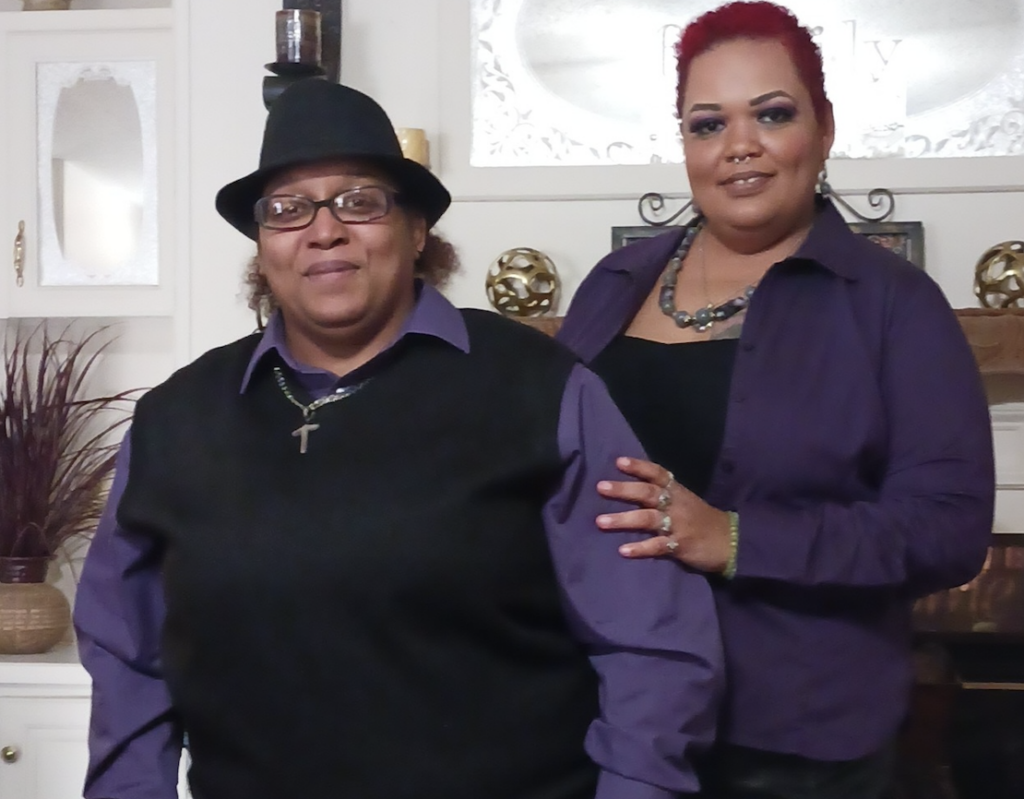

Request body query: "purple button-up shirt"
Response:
[557, 201, 995, 760]
[74, 283, 723, 799]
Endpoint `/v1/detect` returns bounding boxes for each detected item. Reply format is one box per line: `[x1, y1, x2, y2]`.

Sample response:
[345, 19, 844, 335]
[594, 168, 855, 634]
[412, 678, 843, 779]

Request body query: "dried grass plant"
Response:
[0, 324, 136, 561]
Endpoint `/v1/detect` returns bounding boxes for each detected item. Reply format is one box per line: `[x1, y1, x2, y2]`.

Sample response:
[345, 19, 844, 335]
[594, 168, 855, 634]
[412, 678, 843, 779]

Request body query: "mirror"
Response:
[472, 0, 1024, 166]
[37, 62, 158, 286]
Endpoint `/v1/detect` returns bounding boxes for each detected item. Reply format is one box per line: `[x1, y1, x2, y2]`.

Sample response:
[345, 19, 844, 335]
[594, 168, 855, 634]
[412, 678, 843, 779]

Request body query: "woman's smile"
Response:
[303, 259, 360, 279]
[720, 170, 772, 196]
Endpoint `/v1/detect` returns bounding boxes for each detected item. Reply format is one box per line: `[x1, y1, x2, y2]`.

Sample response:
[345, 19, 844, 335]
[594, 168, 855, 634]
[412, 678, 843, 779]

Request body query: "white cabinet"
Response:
[0, 645, 191, 799]
[0, 648, 92, 799]
[0, 694, 91, 799]
[0, 9, 176, 318]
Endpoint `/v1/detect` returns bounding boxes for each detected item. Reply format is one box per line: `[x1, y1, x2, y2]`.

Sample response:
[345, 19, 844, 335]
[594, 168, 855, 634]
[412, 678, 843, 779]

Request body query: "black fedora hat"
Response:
[215, 79, 451, 240]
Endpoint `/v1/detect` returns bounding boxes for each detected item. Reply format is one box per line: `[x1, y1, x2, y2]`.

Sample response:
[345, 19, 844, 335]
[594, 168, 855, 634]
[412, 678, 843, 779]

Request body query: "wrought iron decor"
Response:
[634, 187, 896, 228]
[613, 187, 925, 269]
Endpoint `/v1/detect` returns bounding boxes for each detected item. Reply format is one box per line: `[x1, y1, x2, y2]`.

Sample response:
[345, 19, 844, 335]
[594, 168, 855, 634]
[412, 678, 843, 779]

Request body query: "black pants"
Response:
[697, 741, 895, 799]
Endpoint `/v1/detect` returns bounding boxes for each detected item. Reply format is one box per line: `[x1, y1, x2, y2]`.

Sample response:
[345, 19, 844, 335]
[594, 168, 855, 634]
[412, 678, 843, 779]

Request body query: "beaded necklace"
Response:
[273, 365, 370, 454]
[658, 220, 757, 332]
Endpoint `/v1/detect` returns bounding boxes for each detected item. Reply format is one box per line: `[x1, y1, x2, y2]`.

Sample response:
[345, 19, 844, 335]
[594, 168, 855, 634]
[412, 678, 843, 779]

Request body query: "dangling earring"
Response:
[817, 165, 832, 197]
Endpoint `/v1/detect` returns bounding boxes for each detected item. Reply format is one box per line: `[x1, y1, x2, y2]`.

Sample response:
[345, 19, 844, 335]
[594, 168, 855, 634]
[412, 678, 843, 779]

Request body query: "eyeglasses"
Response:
[254, 185, 401, 231]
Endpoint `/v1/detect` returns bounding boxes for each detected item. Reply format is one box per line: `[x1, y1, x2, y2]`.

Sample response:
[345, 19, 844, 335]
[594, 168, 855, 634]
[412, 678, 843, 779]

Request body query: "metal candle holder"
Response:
[263, 2, 343, 110]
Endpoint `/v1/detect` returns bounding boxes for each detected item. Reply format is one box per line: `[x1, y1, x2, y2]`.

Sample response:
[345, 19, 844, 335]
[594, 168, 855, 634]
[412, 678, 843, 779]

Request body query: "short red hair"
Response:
[675, 1, 830, 123]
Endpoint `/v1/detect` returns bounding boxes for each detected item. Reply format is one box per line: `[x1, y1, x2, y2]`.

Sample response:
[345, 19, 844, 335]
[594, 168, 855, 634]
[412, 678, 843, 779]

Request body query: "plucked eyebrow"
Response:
[750, 90, 795, 105]
[686, 89, 796, 115]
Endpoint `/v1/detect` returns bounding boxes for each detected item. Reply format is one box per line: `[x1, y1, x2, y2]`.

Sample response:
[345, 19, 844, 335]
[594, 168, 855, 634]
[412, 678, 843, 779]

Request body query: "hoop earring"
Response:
[817, 165, 832, 197]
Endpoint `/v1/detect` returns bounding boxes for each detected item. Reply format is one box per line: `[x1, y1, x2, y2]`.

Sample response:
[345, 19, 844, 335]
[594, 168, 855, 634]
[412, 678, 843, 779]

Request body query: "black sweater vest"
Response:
[119, 310, 600, 799]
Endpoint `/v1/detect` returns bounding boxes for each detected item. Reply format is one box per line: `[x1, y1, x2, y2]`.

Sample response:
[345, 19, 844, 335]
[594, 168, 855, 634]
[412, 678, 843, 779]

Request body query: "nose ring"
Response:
[729, 154, 751, 164]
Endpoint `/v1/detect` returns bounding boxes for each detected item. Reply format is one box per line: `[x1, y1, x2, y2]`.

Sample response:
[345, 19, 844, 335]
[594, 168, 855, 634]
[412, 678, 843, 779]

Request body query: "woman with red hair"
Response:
[558, 2, 994, 796]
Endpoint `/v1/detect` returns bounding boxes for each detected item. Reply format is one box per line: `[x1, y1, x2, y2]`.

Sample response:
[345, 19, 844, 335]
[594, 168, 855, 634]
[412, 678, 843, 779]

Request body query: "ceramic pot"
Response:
[22, 0, 73, 10]
[0, 557, 71, 654]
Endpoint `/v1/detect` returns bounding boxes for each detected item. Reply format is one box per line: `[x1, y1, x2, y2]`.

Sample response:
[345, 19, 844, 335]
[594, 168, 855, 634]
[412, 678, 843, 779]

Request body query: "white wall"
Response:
[183, 0, 1024, 335]
[0, 0, 1017, 619]
[185, 0, 279, 355]
[6, 1, 1023, 345]
[1, 0, 1018, 626]
[344, 0, 1024, 312]
[176, 0, 1024, 535]
[5, 0, 1020, 512]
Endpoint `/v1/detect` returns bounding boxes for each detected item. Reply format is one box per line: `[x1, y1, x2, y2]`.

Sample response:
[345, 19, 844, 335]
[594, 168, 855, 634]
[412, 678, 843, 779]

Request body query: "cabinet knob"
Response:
[0, 745, 19, 764]
[13, 220, 25, 288]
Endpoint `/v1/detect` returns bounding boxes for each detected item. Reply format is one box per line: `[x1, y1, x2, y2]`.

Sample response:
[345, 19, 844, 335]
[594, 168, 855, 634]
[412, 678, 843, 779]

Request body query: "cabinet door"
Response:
[0, 9, 175, 318]
[0, 695, 90, 799]
[0, 693, 192, 799]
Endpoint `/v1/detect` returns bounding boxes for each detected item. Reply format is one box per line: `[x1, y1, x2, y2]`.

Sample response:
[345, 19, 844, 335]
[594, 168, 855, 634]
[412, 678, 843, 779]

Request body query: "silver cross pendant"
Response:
[292, 422, 321, 454]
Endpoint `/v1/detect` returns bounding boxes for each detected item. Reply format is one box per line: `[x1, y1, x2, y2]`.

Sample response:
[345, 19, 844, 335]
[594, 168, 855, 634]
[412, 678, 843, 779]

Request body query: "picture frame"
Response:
[849, 221, 925, 270]
[611, 220, 926, 270]
[610, 225, 683, 251]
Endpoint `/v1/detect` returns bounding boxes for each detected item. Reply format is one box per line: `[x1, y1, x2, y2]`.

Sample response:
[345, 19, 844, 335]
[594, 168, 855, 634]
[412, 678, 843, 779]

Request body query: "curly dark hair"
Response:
[245, 230, 461, 328]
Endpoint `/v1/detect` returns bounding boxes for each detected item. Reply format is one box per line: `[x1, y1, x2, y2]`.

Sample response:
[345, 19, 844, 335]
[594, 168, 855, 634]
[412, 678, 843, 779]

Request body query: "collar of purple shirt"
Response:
[238, 281, 471, 394]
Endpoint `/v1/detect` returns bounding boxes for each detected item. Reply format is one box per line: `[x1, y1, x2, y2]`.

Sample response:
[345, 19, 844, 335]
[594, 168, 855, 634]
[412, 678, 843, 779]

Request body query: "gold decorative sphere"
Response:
[975, 241, 1024, 308]
[485, 247, 561, 317]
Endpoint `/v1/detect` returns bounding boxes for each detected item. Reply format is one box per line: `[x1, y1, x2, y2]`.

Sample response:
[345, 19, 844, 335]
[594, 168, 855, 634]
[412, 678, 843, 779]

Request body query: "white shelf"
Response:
[0, 643, 89, 688]
[0, 2, 171, 12]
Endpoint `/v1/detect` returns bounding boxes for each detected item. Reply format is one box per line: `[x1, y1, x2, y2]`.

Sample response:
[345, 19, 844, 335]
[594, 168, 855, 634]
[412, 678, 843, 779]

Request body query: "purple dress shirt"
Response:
[74, 283, 723, 799]
[557, 201, 995, 761]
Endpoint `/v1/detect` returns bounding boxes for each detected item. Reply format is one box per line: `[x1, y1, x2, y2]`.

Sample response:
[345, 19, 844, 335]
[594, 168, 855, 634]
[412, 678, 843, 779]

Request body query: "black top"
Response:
[590, 336, 738, 499]
[120, 312, 598, 799]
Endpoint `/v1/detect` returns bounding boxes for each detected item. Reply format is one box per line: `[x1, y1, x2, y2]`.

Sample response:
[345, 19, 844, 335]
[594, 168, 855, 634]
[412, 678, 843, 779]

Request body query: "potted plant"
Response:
[0, 323, 135, 654]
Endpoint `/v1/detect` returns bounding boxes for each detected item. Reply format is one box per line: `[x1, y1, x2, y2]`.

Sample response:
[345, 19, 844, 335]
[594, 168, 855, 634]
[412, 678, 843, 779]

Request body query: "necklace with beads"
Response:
[658, 220, 758, 332]
[273, 366, 370, 454]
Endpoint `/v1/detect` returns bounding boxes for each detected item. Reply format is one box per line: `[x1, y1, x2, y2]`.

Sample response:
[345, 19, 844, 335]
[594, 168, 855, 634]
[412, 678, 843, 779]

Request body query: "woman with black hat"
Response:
[73, 79, 724, 799]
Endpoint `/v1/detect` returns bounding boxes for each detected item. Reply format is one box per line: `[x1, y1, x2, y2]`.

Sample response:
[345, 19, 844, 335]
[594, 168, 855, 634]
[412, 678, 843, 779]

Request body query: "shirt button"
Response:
[720, 460, 735, 475]
[742, 342, 755, 352]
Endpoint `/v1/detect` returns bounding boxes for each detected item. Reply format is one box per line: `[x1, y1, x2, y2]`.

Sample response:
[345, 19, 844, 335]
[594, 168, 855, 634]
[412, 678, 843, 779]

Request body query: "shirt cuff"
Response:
[594, 769, 682, 799]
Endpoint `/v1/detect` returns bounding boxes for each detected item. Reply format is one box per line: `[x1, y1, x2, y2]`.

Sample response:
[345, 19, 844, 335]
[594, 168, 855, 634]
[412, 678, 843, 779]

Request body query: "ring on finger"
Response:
[656, 486, 672, 511]
[665, 538, 680, 554]
[658, 512, 672, 534]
